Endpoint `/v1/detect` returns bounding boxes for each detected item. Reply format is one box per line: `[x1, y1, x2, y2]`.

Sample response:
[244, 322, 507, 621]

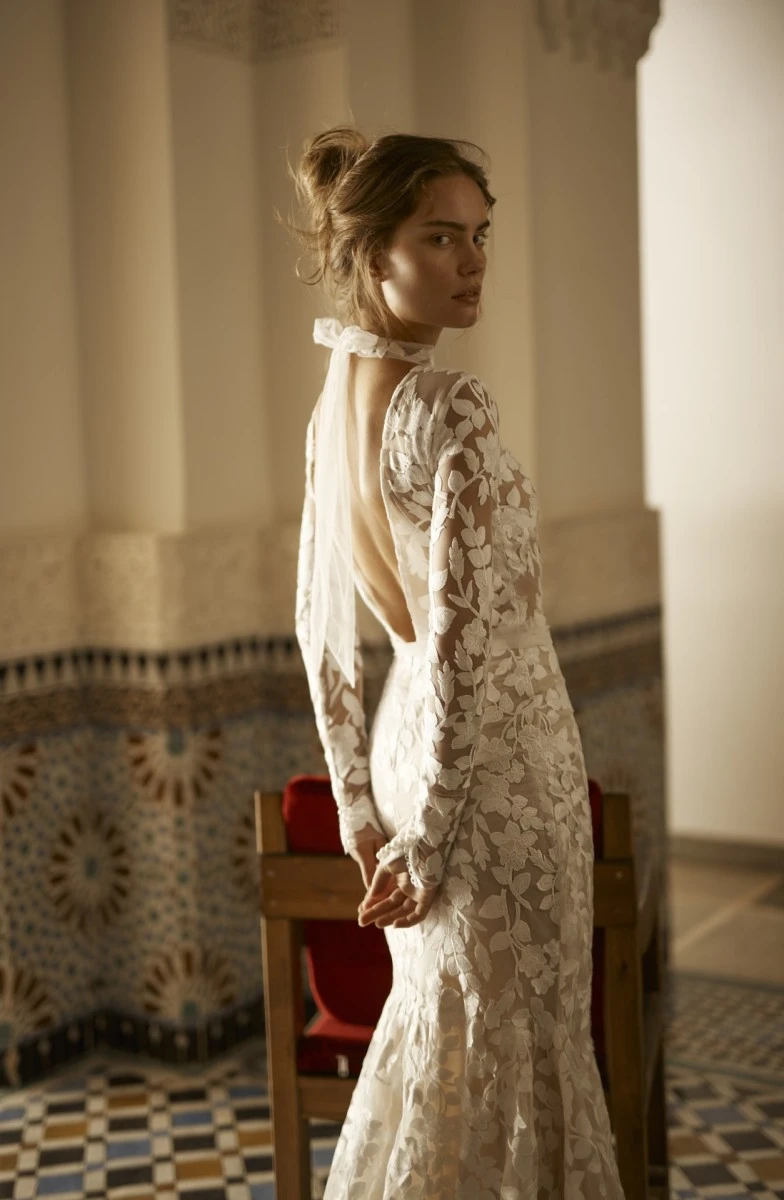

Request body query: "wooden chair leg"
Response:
[605, 925, 649, 1199]
[645, 906, 670, 1195]
[647, 1039, 670, 1196]
[260, 916, 311, 1200]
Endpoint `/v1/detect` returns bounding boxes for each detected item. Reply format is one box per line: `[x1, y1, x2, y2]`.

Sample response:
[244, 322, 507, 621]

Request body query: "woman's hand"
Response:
[353, 831, 389, 890]
[358, 856, 440, 931]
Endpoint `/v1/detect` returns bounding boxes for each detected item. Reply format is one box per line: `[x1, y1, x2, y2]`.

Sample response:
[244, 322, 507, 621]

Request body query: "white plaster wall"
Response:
[639, 0, 784, 846]
[169, 44, 272, 529]
[0, 0, 86, 537]
[525, 14, 646, 521]
[66, 0, 185, 533]
[255, 42, 350, 522]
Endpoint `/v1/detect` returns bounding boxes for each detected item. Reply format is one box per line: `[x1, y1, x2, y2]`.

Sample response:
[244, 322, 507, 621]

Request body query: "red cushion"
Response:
[283, 775, 344, 854]
[296, 1013, 375, 1078]
[302, 919, 393, 1027]
[283, 775, 393, 1027]
[283, 773, 607, 1077]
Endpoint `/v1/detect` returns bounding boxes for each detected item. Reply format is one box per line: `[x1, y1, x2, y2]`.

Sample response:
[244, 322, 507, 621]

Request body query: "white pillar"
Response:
[67, 0, 186, 533]
[639, 0, 784, 849]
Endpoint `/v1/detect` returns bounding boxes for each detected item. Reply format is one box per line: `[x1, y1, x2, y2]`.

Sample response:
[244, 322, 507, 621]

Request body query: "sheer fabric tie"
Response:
[308, 318, 435, 687]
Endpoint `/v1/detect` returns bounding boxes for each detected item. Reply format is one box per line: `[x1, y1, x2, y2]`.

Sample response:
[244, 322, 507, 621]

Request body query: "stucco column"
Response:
[66, 0, 186, 534]
[522, 1, 661, 628]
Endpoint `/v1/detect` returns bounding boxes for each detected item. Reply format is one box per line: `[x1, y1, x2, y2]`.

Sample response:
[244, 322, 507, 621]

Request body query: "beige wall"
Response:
[66, 0, 186, 533]
[0, 0, 86, 536]
[525, 25, 646, 520]
[639, 0, 784, 847]
[170, 43, 272, 529]
[255, 40, 350, 524]
[1, 0, 660, 650]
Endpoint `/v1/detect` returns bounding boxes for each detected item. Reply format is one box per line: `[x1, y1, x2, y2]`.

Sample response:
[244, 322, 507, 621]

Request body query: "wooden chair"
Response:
[255, 777, 669, 1200]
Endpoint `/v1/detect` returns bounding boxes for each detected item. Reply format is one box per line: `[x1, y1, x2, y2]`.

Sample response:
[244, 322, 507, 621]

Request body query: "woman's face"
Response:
[374, 172, 490, 345]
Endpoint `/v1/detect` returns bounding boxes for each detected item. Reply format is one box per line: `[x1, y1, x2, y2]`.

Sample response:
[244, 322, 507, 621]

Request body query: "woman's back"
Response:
[344, 355, 417, 644]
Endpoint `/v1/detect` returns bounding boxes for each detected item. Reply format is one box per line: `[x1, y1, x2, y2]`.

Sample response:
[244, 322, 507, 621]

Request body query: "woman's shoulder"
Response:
[410, 365, 496, 426]
[402, 367, 497, 466]
[410, 364, 491, 407]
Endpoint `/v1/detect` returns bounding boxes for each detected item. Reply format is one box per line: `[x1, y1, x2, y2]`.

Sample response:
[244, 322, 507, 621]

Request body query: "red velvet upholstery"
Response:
[295, 1013, 377, 1078]
[282, 773, 607, 1078]
[283, 776, 394, 1028]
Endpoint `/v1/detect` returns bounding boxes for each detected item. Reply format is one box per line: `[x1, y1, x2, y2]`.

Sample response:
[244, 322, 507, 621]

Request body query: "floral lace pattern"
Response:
[296, 360, 625, 1197]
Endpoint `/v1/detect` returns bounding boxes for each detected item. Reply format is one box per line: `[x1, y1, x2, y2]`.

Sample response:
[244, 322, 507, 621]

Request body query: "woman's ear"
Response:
[370, 249, 388, 283]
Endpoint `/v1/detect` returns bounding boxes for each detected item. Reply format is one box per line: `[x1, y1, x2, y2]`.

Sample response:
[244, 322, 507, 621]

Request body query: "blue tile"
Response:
[171, 1109, 212, 1127]
[311, 1144, 337, 1168]
[37, 1174, 84, 1195]
[106, 1138, 152, 1159]
[250, 1184, 276, 1200]
[228, 1084, 267, 1099]
[0, 1108, 24, 1123]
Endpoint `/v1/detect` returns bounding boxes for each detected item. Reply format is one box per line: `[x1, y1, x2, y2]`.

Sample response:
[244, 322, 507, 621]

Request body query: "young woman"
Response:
[288, 126, 625, 1199]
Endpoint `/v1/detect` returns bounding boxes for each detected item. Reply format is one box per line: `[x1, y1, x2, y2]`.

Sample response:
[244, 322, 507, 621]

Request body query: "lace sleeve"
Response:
[294, 415, 386, 859]
[376, 375, 498, 890]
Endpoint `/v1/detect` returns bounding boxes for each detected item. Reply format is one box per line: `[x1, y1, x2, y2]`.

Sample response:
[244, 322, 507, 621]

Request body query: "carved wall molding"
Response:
[535, 0, 661, 77]
[0, 504, 659, 659]
[167, 0, 342, 62]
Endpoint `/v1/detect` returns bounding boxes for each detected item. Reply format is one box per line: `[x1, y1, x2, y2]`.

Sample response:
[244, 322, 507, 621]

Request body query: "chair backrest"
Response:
[587, 776, 606, 1066]
[282, 773, 607, 1035]
[282, 775, 393, 1027]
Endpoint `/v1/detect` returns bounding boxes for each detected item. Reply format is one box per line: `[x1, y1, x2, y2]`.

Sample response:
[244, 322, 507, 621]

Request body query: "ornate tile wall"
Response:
[0, 601, 664, 1087]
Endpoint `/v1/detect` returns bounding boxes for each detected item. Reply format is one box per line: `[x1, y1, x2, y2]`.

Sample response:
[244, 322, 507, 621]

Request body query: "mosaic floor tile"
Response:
[0, 971, 781, 1197]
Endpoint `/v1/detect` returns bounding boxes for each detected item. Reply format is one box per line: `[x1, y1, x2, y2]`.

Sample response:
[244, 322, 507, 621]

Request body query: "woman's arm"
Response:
[375, 374, 498, 890]
[295, 415, 386, 860]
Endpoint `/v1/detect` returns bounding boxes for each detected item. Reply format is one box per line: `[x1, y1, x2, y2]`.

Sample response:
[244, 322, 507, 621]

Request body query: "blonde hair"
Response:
[277, 125, 496, 337]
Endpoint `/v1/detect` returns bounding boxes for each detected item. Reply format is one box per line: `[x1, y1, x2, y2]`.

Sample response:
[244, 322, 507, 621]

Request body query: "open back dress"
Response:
[294, 322, 625, 1200]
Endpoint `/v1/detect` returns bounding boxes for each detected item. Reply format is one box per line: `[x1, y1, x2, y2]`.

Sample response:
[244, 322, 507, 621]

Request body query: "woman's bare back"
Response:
[344, 354, 417, 644]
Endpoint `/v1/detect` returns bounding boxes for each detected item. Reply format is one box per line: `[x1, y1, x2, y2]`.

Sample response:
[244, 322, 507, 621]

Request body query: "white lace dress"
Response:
[295, 343, 625, 1199]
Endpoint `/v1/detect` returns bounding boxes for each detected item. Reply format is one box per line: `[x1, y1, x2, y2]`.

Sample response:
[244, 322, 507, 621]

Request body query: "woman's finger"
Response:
[360, 886, 406, 912]
[363, 863, 396, 903]
[367, 897, 421, 929]
[358, 892, 410, 927]
[371, 897, 417, 928]
[359, 879, 396, 913]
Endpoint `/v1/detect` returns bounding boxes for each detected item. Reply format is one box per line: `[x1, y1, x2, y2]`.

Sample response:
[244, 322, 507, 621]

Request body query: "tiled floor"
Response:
[0, 857, 782, 1198]
[669, 862, 784, 986]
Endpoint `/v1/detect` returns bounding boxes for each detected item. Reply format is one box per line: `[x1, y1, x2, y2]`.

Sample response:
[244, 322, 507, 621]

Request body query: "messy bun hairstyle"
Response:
[278, 125, 496, 336]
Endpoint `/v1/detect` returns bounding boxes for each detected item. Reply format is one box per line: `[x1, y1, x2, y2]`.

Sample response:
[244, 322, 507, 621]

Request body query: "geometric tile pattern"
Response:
[668, 973, 784, 1083]
[1, 968, 783, 1199]
[0, 1053, 782, 1199]
[0, 614, 665, 1088]
[666, 1064, 784, 1199]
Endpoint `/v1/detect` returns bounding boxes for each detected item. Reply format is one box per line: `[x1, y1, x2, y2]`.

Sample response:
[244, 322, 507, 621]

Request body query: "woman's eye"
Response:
[431, 233, 489, 247]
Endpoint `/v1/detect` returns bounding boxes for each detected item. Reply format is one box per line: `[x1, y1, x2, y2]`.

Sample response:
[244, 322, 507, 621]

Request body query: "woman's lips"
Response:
[454, 293, 480, 303]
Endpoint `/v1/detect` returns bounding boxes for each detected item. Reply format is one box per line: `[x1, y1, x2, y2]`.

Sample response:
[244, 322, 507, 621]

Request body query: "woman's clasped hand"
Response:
[354, 838, 440, 930]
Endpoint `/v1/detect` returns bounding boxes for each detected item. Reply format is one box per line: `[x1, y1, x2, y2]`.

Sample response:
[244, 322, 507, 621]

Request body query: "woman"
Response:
[288, 126, 625, 1199]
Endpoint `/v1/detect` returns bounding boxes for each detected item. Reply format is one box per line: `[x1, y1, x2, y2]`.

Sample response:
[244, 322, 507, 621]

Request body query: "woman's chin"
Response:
[451, 304, 481, 328]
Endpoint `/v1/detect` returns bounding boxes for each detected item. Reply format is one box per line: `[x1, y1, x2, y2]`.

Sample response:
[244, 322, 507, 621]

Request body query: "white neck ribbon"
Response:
[308, 317, 435, 687]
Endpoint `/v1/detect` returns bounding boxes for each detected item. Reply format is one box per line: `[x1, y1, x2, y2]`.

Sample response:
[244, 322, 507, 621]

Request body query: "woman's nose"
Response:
[461, 246, 485, 273]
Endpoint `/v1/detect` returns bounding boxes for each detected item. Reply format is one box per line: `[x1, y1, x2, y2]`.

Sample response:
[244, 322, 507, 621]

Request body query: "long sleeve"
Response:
[376, 375, 499, 891]
[294, 415, 386, 860]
